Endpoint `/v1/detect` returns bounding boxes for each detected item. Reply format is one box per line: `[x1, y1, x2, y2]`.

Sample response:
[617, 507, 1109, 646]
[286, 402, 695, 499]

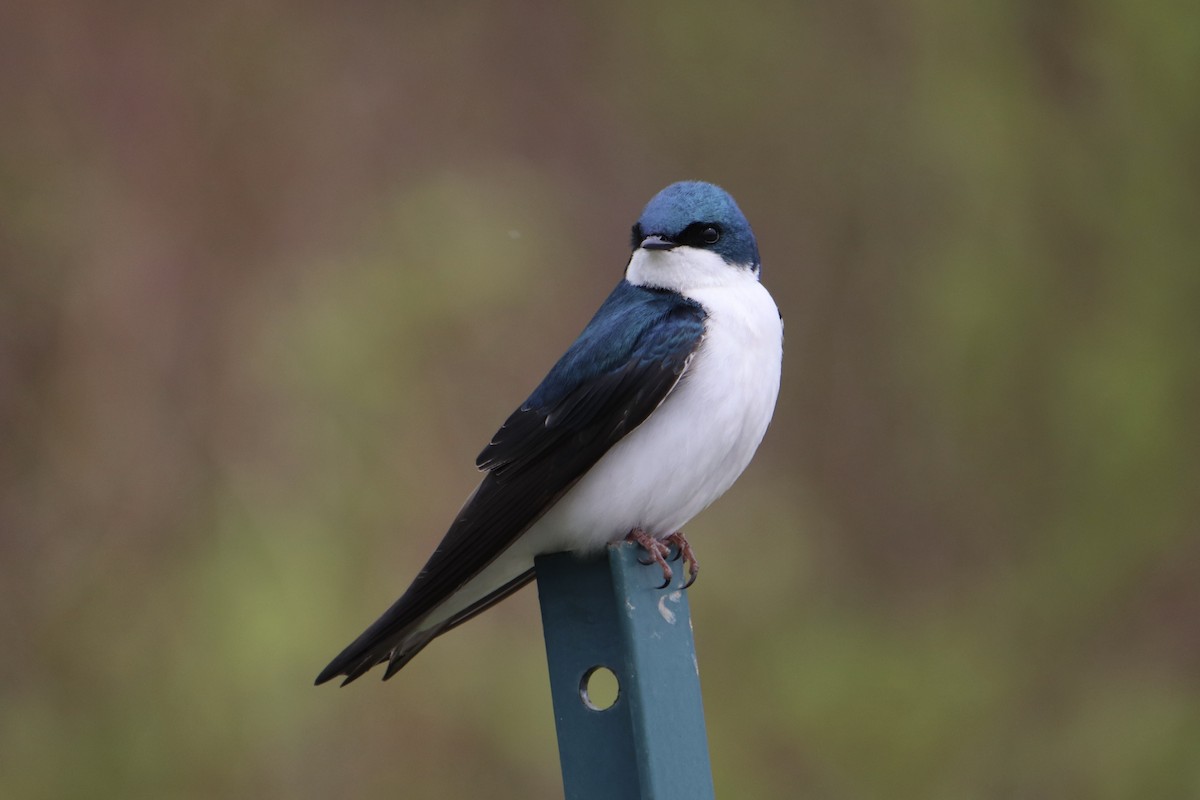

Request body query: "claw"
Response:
[664, 531, 699, 589]
[624, 528, 674, 588]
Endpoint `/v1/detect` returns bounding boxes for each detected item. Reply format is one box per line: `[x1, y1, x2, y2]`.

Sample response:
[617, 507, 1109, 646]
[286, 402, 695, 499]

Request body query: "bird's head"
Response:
[625, 181, 761, 292]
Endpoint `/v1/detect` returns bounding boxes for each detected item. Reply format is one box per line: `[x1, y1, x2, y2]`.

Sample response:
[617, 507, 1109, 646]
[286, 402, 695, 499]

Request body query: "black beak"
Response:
[639, 234, 677, 251]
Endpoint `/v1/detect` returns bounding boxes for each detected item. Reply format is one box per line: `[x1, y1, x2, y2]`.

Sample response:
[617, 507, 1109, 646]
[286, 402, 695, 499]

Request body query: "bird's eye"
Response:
[677, 222, 723, 248]
[630, 224, 643, 250]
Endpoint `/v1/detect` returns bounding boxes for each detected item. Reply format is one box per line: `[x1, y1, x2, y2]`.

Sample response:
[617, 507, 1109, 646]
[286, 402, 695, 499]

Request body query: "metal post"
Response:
[536, 542, 716, 800]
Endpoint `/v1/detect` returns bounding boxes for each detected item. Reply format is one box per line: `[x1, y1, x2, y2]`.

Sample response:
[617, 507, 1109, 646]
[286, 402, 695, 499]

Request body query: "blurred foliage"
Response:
[1, 0, 1197, 798]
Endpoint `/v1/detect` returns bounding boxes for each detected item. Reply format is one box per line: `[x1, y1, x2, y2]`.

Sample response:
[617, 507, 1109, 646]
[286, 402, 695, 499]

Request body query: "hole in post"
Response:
[579, 665, 619, 711]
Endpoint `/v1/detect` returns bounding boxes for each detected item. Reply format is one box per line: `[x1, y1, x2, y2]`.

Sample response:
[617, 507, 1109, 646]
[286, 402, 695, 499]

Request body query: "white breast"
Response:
[419, 249, 782, 629]
[536, 247, 783, 549]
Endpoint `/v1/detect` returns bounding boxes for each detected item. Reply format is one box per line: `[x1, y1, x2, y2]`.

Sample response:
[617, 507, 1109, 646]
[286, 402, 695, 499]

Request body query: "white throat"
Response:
[624, 246, 759, 295]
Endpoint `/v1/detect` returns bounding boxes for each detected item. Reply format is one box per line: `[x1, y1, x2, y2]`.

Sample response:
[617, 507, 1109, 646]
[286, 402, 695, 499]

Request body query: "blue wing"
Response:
[317, 281, 707, 684]
[478, 281, 706, 474]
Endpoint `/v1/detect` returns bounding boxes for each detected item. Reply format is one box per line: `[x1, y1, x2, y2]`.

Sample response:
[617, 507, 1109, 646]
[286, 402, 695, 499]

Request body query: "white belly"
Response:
[539, 277, 782, 548]
[423, 273, 782, 628]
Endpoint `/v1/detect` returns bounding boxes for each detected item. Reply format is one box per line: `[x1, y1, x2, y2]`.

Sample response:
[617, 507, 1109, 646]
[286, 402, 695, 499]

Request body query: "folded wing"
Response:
[316, 282, 706, 685]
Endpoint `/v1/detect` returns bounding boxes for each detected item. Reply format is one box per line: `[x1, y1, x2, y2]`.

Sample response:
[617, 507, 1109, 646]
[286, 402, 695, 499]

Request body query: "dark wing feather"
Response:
[316, 282, 706, 685]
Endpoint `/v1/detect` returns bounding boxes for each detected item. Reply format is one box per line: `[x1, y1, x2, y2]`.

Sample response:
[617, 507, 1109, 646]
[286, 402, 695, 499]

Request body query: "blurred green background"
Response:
[2, 1, 1198, 798]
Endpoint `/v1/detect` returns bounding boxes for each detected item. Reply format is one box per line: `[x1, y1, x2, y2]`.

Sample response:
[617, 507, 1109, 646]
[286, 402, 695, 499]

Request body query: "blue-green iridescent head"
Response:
[631, 181, 760, 271]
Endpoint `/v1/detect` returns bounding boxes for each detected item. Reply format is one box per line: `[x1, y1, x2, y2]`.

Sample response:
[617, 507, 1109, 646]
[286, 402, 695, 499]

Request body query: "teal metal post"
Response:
[535, 542, 716, 800]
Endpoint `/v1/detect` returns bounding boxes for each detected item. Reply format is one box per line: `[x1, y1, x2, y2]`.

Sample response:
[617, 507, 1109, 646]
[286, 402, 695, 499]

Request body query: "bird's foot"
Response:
[624, 528, 673, 589]
[665, 531, 699, 588]
[623, 529, 700, 589]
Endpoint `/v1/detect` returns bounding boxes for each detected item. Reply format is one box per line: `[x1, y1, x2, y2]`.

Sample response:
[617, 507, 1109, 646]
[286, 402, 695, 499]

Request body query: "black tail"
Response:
[314, 625, 436, 687]
[314, 567, 536, 686]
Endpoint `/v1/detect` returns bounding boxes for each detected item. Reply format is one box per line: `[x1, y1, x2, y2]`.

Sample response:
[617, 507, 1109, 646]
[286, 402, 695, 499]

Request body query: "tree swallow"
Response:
[316, 181, 783, 686]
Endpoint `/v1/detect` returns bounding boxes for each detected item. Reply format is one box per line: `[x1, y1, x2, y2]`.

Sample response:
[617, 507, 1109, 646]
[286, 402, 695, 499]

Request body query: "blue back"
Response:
[526, 281, 706, 410]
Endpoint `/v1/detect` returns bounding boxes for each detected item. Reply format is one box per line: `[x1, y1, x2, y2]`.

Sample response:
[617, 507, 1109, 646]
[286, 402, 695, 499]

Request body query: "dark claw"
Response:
[650, 554, 674, 587]
[625, 528, 675, 589]
[665, 531, 699, 589]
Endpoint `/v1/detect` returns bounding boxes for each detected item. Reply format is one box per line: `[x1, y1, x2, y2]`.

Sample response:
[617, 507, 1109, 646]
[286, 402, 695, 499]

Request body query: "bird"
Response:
[316, 180, 783, 686]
